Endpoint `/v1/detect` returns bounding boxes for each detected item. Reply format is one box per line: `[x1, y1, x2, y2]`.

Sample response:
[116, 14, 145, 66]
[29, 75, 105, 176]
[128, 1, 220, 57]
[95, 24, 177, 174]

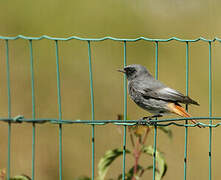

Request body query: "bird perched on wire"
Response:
[118, 64, 202, 128]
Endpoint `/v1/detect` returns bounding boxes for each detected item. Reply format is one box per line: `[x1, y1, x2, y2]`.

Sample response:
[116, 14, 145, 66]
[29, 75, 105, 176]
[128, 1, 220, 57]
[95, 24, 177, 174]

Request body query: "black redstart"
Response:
[118, 64, 202, 128]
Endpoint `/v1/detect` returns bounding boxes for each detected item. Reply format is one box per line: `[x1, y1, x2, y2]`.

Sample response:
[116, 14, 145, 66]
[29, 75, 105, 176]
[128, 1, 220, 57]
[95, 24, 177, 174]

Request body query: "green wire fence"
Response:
[0, 35, 219, 180]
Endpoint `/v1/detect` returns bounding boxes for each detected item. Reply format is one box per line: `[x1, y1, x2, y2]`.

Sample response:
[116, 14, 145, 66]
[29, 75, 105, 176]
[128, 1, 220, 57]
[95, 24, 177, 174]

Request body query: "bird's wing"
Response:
[133, 80, 199, 105]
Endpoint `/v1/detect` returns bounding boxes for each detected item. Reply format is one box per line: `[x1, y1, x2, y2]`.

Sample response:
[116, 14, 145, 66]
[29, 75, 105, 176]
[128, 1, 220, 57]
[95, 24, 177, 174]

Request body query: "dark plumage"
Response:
[118, 64, 202, 127]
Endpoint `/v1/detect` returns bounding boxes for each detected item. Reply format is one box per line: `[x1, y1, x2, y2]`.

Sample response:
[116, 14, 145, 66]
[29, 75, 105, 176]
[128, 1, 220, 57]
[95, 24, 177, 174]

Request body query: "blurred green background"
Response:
[0, 0, 221, 179]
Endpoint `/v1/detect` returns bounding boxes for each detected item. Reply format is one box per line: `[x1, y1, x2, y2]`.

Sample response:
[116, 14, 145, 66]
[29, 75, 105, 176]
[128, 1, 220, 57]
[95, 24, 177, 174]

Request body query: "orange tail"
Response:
[167, 103, 203, 128]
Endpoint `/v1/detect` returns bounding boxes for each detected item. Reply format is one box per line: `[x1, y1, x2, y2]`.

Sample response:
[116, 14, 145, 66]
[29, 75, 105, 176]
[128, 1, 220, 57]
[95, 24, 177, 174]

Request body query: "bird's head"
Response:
[118, 64, 152, 80]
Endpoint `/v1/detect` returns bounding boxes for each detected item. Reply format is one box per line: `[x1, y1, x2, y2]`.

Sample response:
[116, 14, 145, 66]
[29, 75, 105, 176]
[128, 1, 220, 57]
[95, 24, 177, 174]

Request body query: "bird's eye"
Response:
[125, 67, 136, 75]
[129, 68, 136, 73]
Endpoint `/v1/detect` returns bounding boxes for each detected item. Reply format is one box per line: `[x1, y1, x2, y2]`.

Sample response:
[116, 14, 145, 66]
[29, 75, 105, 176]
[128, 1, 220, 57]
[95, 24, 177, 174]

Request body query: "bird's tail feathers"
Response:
[168, 103, 190, 117]
[167, 103, 203, 128]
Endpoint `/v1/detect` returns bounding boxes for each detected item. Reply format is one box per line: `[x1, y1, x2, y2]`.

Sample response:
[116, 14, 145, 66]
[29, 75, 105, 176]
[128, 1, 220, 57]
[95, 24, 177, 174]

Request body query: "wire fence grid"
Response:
[0, 35, 219, 180]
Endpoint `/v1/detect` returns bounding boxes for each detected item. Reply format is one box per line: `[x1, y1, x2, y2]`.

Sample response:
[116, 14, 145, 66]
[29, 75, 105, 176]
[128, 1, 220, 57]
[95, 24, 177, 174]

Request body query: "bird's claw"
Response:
[137, 115, 162, 126]
[137, 117, 153, 126]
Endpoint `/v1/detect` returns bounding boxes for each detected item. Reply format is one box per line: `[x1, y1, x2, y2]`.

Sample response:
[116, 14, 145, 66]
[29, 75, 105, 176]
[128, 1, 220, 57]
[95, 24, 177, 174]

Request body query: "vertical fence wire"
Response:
[87, 41, 95, 180]
[184, 42, 189, 180]
[55, 40, 63, 180]
[122, 41, 127, 180]
[153, 41, 159, 180]
[5, 40, 11, 180]
[208, 42, 212, 180]
[29, 40, 36, 180]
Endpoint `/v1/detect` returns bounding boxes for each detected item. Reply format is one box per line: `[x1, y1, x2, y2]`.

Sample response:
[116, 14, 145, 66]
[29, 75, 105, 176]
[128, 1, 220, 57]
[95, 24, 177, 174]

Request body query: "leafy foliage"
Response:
[76, 114, 172, 180]
[130, 126, 148, 137]
[117, 165, 144, 180]
[98, 148, 130, 180]
[0, 169, 31, 180]
[158, 126, 173, 139]
[74, 176, 91, 180]
[10, 175, 31, 180]
[142, 145, 167, 180]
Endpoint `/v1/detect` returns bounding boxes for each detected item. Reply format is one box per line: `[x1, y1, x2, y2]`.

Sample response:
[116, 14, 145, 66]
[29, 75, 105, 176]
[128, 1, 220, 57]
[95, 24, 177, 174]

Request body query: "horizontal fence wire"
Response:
[0, 35, 219, 180]
[0, 117, 221, 127]
[1, 35, 221, 42]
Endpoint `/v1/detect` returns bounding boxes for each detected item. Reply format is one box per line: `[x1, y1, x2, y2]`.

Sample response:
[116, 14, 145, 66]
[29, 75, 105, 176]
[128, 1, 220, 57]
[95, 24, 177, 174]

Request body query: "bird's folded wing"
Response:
[140, 86, 199, 105]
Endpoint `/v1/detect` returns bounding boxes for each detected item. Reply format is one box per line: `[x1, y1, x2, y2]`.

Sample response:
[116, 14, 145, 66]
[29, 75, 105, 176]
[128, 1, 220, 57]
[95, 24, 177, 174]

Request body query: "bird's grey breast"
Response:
[128, 80, 151, 107]
[128, 79, 170, 114]
[128, 81, 141, 102]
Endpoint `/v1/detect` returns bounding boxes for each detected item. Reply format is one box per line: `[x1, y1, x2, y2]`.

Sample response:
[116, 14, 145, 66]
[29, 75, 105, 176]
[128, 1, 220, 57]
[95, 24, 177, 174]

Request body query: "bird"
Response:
[118, 64, 202, 128]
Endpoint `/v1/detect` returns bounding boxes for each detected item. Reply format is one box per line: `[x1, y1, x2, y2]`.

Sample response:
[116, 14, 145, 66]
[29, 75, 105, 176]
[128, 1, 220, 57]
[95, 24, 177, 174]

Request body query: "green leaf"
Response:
[158, 127, 173, 139]
[74, 176, 91, 180]
[146, 165, 154, 170]
[98, 148, 130, 180]
[142, 146, 167, 180]
[146, 165, 160, 173]
[10, 175, 31, 180]
[117, 165, 144, 180]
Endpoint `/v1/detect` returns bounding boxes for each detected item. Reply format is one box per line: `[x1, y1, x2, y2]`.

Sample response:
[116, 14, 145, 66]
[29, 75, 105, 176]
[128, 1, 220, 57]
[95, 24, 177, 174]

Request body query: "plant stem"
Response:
[132, 126, 150, 180]
[128, 127, 135, 147]
[132, 137, 141, 180]
[142, 126, 150, 145]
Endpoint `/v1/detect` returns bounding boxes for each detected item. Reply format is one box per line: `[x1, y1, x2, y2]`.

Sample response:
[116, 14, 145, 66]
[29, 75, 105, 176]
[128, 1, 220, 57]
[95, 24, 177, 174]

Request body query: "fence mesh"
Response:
[0, 35, 219, 180]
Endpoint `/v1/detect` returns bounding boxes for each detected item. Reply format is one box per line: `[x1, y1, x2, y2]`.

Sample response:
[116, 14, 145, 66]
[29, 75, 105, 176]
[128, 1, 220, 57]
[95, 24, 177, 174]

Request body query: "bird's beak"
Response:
[117, 69, 126, 73]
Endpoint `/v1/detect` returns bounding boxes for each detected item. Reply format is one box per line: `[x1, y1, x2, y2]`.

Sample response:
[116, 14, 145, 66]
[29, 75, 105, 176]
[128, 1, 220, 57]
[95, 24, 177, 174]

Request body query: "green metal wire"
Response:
[1, 35, 221, 42]
[122, 41, 127, 180]
[55, 40, 63, 180]
[208, 42, 212, 180]
[184, 42, 189, 180]
[155, 41, 159, 80]
[29, 40, 36, 180]
[87, 41, 95, 180]
[0, 117, 220, 125]
[152, 41, 159, 180]
[5, 40, 11, 180]
[0, 35, 220, 180]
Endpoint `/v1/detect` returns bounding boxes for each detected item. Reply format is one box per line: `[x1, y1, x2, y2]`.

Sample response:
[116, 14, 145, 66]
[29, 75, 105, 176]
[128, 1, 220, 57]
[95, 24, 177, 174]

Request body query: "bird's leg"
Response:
[142, 114, 163, 120]
[138, 114, 162, 125]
